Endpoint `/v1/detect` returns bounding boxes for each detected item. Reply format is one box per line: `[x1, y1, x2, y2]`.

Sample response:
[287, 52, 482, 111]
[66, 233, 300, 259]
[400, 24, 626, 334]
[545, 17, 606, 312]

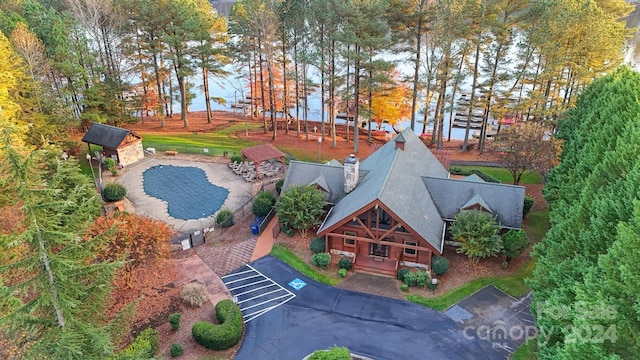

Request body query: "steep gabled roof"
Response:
[423, 176, 525, 228]
[461, 193, 493, 213]
[281, 161, 353, 204]
[317, 129, 449, 251]
[463, 174, 486, 183]
[82, 123, 139, 149]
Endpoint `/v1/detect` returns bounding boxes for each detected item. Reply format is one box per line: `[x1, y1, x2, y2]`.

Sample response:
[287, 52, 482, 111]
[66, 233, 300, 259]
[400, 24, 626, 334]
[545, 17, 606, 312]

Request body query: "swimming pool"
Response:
[143, 165, 229, 220]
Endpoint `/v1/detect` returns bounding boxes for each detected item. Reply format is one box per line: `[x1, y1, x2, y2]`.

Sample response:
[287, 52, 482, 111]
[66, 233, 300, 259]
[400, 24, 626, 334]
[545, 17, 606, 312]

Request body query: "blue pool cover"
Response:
[143, 165, 229, 220]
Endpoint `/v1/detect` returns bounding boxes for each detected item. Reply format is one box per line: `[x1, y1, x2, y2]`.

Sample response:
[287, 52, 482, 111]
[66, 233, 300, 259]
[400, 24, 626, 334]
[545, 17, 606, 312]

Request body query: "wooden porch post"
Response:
[324, 235, 328, 254]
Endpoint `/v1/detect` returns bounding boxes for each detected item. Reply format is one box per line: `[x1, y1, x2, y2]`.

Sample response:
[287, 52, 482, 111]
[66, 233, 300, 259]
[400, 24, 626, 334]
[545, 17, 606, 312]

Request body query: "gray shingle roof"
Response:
[461, 193, 493, 213]
[281, 161, 352, 204]
[423, 176, 525, 228]
[283, 128, 525, 253]
[82, 123, 135, 149]
[317, 129, 449, 251]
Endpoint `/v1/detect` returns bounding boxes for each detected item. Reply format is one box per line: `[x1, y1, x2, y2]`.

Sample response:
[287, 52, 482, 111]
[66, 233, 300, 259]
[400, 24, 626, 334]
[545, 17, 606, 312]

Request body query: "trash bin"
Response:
[250, 221, 260, 235]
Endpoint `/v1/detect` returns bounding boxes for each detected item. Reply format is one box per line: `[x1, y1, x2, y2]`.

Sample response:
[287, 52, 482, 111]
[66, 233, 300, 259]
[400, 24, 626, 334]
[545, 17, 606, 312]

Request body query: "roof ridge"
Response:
[424, 175, 526, 189]
[376, 148, 400, 199]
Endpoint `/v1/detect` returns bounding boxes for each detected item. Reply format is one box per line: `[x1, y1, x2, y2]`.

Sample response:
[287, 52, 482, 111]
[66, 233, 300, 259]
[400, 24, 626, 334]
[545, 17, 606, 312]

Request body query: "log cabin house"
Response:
[282, 129, 525, 277]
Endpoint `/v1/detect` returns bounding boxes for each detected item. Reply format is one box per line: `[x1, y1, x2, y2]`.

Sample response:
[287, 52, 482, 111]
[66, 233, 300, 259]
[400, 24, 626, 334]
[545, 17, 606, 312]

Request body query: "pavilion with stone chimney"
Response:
[281, 129, 525, 277]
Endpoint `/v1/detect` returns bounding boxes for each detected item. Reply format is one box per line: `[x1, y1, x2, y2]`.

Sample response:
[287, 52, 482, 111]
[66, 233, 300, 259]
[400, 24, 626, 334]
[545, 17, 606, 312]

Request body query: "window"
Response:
[344, 231, 356, 246]
[404, 241, 417, 256]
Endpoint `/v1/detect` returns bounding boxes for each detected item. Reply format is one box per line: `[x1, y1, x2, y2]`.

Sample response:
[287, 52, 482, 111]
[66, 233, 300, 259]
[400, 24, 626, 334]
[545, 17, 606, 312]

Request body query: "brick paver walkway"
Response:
[194, 238, 258, 276]
[336, 272, 404, 300]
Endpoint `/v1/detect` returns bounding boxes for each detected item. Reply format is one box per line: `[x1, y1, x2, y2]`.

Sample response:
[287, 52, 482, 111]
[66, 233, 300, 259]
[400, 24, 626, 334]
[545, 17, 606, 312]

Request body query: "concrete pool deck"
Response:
[117, 157, 254, 234]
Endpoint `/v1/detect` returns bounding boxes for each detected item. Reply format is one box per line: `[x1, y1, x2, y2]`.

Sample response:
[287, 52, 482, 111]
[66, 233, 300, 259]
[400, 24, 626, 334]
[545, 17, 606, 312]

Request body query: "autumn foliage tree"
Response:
[369, 70, 411, 131]
[86, 212, 174, 289]
[491, 122, 562, 185]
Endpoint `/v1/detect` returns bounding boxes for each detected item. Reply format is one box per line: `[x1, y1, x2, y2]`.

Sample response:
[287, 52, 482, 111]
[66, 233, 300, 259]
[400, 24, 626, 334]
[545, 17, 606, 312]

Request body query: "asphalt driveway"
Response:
[233, 256, 505, 360]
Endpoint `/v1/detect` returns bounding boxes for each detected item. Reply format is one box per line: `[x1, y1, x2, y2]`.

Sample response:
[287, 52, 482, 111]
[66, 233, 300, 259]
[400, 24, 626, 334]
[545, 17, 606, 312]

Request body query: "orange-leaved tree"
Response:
[86, 212, 174, 289]
[370, 70, 411, 131]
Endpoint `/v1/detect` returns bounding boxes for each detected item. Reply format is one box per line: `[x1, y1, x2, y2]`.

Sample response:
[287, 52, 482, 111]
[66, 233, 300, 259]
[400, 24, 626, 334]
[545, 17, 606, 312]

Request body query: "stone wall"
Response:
[118, 141, 144, 167]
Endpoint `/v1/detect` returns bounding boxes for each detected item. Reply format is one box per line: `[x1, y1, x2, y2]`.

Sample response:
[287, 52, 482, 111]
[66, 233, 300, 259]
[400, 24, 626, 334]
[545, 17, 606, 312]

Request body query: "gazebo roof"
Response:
[241, 144, 286, 164]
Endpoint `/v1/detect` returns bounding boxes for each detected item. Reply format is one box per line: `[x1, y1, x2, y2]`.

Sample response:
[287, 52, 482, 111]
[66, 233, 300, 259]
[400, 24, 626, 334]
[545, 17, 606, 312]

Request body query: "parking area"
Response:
[445, 285, 535, 353]
[221, 264, 296, 323]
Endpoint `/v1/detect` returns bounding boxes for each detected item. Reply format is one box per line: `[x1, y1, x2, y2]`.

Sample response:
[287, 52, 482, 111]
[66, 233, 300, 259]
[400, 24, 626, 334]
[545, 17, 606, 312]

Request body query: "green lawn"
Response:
[141, 123, 261, 157]
[270, 244, 341, 286]
[453, 165, 543, 185]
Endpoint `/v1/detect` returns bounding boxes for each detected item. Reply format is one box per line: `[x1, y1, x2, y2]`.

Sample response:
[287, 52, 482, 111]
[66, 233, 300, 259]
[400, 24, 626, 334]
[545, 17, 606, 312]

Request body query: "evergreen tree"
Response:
[0, 135, 126, 359]
[530, 67, 640, 359]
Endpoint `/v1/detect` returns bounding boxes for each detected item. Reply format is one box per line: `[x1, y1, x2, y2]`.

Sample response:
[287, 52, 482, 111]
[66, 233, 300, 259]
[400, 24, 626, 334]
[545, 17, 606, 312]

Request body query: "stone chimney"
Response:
[344, 154, 359, 193]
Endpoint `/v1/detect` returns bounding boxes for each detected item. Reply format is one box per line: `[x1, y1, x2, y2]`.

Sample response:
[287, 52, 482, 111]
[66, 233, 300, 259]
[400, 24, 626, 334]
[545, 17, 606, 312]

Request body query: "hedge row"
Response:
[192, 299, 243, 350]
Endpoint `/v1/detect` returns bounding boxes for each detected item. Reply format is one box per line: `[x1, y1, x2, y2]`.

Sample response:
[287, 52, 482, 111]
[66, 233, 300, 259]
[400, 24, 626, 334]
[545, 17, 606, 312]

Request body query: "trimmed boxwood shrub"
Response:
[170, 343, 183, 357]
[216, 209, 234, 228]
[311, 253, 330, 268]
[116, 328, 158, 359]
[192, 299, 243, 350]
[169, 313, 181, 331]
[252, 191, 276, 217]
[431, 256, 450, 276]
[338, 268, 347, 278]
[337, 257, 352, 270]
[102, 183, 127, 202]
[397, 268, 410, 281]
[400, 283, 409, 292]
[309, 237, 326, 254]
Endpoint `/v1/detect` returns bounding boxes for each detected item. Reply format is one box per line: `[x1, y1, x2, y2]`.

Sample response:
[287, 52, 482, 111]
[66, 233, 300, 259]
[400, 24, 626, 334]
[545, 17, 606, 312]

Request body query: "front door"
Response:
[370, 243, 389, 257]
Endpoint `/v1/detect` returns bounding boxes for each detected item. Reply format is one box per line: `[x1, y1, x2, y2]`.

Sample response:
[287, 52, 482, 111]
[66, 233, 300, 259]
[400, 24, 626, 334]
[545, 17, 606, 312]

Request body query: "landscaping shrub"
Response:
[276, 179, 284, 194]
[252, 191, 276, 218]
[403, 271, 417, 287]
[523, 195, 534, 217]
[415, 270, 430, 288]
[169, 313, 181, 331]
[431, 256, 450, 276]
[192, 299, 243, 350]
[308, 346, 351, 360]
[281, 224, 294, 237]
[181, 282, 208, 307]
[103, 157, 116, 170]
[230, 154, 243, 163]
[338, 257, 352, 270]
[400, 283, 409, 292]
[502, 229, 530, 262]
[170, 343, 183, 357]
[309, 237, 326, 254]
[102, 183, 127, 202]
[116, 328, 158, 359]
[216, 208, 234, 228]
[311, 253, 330, 268]
[338, 268, 347, 278]
[397, 268, 410, 281]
